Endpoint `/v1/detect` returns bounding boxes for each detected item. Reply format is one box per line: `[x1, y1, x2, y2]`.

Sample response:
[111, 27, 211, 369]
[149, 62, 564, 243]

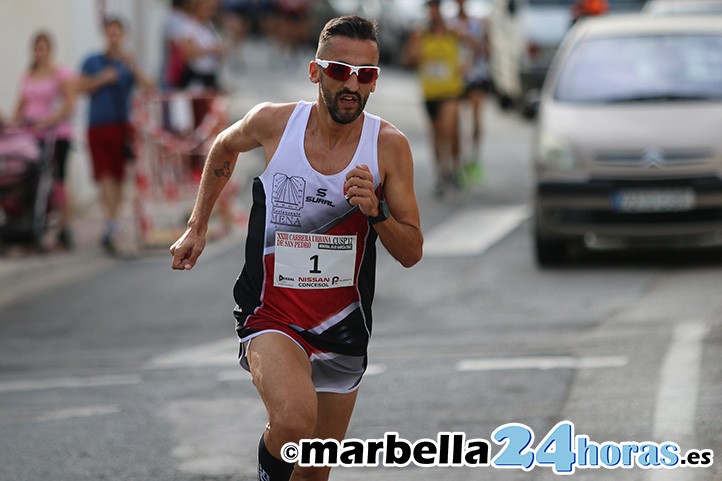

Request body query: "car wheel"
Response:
[534, 232, 570, 267]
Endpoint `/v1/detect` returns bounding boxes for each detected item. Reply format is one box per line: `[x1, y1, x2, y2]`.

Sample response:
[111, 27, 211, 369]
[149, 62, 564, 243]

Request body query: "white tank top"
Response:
[234, 100, 383, 359]
[260, 100, 381, 246]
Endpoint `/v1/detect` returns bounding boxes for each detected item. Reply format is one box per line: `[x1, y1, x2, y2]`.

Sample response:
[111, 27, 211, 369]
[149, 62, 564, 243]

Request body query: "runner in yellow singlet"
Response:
[405, 0, 465, 197]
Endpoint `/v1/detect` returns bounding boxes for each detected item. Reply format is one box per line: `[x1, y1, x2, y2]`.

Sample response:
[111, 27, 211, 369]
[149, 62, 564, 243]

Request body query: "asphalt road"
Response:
[1, 40, 720, 481]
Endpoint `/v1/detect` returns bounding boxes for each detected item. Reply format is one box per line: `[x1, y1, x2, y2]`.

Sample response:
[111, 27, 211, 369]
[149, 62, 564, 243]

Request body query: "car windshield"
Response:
[553, 34, 722, 103]
[528, 0, 574, 5]
[526, 0, 646, 8]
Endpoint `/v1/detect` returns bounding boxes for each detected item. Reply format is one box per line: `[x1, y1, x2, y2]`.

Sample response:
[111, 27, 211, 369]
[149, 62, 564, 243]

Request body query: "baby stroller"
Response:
[0, 127, 56, 253]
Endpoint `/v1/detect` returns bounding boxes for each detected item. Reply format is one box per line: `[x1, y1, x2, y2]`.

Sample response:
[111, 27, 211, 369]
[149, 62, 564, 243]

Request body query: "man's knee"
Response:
[268, 403, 316, 445]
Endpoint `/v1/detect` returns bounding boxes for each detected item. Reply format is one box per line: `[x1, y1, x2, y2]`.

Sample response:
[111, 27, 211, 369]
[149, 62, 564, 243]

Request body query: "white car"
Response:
[533, 14, 722, 265]
[643, 0, 722, 14]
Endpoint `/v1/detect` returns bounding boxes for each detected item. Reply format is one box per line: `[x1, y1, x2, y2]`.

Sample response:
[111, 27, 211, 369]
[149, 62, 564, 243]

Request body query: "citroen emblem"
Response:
[641, 148, 665, 168]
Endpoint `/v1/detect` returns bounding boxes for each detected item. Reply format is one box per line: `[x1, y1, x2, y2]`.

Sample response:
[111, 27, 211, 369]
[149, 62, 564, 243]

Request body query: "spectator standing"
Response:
[160, 0, 192, 89]
[13, 31, 77, 249]
[220, 0, 262, 70]
[268, 0, 312, 70]
[78, 18, 153, 255]
[405, 0, 465, 197]
[175, 0, 224, 91]
[448, 0, 490, 185]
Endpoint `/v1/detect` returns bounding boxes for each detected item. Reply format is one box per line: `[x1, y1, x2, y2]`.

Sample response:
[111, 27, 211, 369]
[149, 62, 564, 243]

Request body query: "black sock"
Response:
[258, 434, 294, 481]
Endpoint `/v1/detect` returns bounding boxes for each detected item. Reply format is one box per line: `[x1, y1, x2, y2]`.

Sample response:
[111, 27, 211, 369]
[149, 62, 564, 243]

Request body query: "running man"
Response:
[405, 0, 465, 197]
[449, 0, 491, 185]
[170, 15, 423, 481]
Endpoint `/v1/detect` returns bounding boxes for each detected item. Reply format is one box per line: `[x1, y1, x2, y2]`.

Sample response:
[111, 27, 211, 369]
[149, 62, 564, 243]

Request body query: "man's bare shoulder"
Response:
[378, 119, 412, 158]
[219, 102, 297, 153]
[235, 102, 297, 147]
[244, 102, 297, 129]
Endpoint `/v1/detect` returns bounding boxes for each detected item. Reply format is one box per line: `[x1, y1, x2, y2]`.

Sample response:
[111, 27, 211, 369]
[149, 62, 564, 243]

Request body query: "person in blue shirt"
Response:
[78, 17, 153, 254]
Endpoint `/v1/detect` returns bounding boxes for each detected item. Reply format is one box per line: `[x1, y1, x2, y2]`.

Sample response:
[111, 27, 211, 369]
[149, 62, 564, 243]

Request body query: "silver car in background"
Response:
[533, 15, 722, 265]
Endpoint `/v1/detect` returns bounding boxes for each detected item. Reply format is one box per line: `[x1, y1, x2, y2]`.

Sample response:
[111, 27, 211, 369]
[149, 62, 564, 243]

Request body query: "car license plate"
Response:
[613, 188, 696, 213]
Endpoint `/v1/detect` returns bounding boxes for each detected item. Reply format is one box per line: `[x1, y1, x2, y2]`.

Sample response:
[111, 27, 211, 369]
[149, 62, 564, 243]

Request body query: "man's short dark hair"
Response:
[316, 16, 378, 57]
[103, 16, 126, 31]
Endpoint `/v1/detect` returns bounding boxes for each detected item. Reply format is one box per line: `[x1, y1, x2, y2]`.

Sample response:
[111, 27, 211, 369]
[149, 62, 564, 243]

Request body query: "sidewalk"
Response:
[0, 179, 137, 308]
[0, 169, 252, 308]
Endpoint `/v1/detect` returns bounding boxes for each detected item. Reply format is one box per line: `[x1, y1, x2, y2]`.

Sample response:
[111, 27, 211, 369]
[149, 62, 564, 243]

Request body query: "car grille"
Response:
[593, 148, 713, 168]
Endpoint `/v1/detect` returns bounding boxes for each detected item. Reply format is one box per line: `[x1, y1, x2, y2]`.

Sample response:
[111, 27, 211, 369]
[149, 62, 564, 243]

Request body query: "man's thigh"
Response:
[245, 332, 313, 391]
[437, 100, 460, 137]
[246, 334, 360, 427]
[246, 333, 317, 442]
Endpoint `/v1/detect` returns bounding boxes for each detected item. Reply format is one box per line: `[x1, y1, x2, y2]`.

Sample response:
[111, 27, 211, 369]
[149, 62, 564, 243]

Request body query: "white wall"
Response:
[1, 0, 168, 208]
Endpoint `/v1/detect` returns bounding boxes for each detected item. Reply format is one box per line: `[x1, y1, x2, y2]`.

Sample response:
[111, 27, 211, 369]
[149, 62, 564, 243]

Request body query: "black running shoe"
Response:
[58, 228, 75, 250]
[101, 235, 117, 256]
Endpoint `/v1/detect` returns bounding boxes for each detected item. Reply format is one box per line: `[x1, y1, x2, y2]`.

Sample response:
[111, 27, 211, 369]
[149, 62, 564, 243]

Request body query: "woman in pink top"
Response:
[13, 31, 77, 249]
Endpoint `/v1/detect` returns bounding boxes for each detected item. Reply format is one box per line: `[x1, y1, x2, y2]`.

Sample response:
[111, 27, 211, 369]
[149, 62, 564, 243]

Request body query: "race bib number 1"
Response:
[274, 232, 357, 289]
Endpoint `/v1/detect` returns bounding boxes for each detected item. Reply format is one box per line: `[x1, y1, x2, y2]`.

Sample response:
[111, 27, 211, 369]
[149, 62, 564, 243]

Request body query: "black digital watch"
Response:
[366, 199, 390, 225]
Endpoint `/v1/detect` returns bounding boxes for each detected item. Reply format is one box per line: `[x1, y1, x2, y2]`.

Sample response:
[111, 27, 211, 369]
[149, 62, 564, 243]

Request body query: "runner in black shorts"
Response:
[405, 0, 465, 197]
[424, 97, 459, 121]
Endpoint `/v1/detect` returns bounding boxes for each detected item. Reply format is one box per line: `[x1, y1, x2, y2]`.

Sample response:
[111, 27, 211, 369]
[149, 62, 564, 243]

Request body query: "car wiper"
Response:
[604, 93, 719, 103]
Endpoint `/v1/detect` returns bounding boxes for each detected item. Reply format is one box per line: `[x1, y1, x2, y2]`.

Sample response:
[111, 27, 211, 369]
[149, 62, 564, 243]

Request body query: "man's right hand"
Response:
[170, 227, 206, 271]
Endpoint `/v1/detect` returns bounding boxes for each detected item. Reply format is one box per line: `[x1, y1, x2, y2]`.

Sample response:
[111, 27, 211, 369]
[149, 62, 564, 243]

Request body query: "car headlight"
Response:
[536, 134, 580, 173]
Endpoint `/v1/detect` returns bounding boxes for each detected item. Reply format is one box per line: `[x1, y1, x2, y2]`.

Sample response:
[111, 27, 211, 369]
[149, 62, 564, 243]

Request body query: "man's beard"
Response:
[320, 83, 368, 125]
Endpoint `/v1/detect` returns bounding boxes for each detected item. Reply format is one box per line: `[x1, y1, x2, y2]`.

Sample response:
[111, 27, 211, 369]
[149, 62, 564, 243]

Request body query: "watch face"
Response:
[380, 200, 389, 218]
[370, 200, 389, 224]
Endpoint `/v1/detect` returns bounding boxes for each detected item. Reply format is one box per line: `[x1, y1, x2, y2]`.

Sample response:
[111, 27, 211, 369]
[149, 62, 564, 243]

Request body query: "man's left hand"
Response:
[344, 164, 379, 217]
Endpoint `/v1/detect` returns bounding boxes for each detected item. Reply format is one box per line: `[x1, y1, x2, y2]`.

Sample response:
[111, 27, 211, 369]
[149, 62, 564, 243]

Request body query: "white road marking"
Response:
[423, 205, 530, 256]
[646, 321, 707, 481]
[34, 405, 122, 422]
[364, 363, 387, 376]
[217, 363, 388, 382]
[0, 254, 115, 309]
[217, 370, 250, 382]
[144, 338, 238, 369]
[653, 321, 707, 440]
[0, 374, 141, 393]
[0, 404, 122, 424]
[148, 339, 389, 381]
[161, 398, 265, 479]
[456, 356, 629, 372]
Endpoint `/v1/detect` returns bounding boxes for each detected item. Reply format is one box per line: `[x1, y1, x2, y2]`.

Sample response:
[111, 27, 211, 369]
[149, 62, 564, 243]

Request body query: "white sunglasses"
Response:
[314, 59, 380, 84]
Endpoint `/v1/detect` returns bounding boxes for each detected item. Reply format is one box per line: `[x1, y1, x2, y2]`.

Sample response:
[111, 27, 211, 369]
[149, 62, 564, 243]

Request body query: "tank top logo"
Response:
[305, 188, 336, 208]
[271, 173, 305, 227]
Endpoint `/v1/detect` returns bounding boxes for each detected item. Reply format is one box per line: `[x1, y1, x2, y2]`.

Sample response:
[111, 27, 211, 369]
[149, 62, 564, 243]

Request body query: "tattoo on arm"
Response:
[213, 162, 231, 179]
